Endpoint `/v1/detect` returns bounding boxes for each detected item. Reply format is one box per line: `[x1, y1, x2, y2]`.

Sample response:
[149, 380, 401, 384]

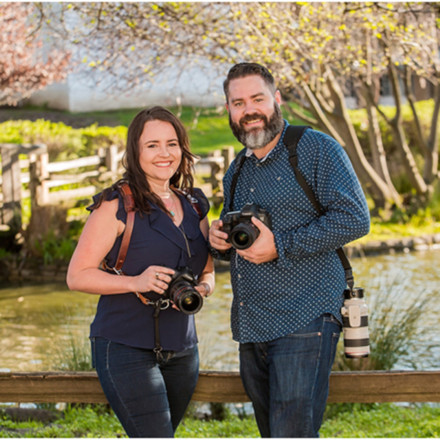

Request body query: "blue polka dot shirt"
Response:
[218, 122, 370, 343]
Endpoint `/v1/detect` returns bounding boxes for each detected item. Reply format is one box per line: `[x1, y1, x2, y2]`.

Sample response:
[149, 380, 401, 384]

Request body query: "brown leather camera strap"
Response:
[173, 187, 203, 218]
[113, 182, 135, 274]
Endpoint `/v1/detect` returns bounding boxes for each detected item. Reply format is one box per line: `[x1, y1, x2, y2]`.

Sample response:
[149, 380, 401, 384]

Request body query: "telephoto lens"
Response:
[341, 287, 370, 358]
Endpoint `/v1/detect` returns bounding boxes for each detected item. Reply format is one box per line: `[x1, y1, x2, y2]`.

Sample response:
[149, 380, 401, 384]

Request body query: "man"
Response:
[209, 62, 370, 437]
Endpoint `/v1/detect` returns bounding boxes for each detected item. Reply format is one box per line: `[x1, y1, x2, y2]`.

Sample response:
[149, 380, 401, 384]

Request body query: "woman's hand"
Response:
[195, 282, 212, 298]
[132, 265, 175, 295]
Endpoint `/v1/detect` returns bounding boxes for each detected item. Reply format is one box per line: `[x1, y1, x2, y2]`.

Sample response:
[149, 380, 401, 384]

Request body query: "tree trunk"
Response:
[386, 63, 429, 196]
[361, 82, 401, 204]
[301, 70, 401, 209]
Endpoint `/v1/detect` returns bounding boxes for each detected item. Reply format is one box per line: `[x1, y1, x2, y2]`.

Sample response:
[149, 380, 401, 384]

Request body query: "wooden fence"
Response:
[0, 370, 439, 404]
[0, 143, 234, 229]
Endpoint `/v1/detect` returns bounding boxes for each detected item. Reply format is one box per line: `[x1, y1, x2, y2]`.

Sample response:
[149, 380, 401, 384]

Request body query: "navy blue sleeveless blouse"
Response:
[88, 187, 210, 352]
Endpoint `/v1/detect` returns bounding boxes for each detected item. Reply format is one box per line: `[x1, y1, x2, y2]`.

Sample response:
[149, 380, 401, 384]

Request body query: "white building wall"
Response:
[28, 4, 227, 112]
[29, 59, 226, 112]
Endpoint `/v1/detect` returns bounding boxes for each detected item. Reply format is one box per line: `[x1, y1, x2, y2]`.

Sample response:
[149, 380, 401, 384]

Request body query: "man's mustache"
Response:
[240, 113, 268, 127]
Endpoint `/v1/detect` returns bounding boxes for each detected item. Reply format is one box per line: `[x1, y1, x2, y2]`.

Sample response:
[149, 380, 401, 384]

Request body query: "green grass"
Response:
[0, 403, 439, 438]
[74, 105, 243, 155]
[320, 403, 440, 438]
[0, 405, 125, 438]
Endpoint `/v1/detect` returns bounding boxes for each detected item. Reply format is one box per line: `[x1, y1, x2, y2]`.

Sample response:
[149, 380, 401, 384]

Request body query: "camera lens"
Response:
[230, 224, 259, 250]
[234, 231, 250, 247]
[342, 288, 369, 358]
[170, 285, 203, 314]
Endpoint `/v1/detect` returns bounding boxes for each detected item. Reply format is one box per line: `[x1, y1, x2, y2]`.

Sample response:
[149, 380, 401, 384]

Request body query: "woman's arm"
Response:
[66, 199, 174, 295]
[196, 216, 215, 297]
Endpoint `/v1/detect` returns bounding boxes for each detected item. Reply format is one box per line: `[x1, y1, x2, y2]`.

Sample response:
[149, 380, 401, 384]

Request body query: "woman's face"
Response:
[138, 119, 182, 186]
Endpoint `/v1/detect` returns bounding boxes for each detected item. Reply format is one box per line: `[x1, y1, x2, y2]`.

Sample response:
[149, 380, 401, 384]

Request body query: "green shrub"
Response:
[0, 119, 126, 161]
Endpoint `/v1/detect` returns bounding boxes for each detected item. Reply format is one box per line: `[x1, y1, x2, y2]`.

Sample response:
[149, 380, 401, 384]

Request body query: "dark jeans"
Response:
[91, 337, 199, 438]
[239, 314, 341, 438]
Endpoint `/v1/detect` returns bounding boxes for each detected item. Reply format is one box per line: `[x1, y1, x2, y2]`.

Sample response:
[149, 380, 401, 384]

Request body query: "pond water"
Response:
[0, 248, 439, 372]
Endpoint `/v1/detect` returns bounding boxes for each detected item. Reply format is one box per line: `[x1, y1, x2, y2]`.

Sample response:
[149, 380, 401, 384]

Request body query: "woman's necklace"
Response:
[162, 192, 181, 222]
[158, 191, 191, 257]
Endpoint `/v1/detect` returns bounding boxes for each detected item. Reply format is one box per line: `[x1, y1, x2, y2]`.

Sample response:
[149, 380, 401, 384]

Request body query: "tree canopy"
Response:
[39, 2, 440, 212]
[0, 3, 70, 106]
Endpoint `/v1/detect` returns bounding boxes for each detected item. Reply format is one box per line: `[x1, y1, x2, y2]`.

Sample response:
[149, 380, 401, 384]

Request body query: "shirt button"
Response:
[240, 302, 244, 306]
[250, 188, 255, 192]
[238, 274, 241, 279]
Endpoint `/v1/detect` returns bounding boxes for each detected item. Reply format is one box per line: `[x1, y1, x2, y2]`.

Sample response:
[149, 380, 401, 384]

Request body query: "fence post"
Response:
[105, 145, 119, 175]
[206, 150, 223, 190]
[29, 148, 49, 209]
[0, 145, 22, 228]
[221, 146, 235, 171]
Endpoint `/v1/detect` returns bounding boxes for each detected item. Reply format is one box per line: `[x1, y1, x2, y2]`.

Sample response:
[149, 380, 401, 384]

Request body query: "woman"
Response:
[67, 106, 215, 437]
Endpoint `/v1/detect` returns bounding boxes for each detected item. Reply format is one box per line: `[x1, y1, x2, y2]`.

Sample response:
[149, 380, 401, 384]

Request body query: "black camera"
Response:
[222, 203, 272, 250]
[165, 267, 203, 315]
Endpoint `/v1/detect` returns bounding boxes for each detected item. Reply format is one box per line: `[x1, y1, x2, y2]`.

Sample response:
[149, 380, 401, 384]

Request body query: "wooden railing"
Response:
[0, 370, 439, 404]
[0, 143, 234, 229]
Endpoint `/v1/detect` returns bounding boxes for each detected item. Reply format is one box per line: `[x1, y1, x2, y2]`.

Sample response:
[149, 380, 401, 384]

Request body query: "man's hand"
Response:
[237, 217, 278, 264]
[209, 219, 232, 251]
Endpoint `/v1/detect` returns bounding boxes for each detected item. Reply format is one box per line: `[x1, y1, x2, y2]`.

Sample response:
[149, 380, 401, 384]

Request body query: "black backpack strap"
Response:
[285, 126, 325, 216]
[284, 125, 354, 291]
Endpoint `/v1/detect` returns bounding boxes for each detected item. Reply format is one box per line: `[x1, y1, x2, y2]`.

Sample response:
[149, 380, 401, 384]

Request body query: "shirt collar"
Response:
[245, 120, 289, 162]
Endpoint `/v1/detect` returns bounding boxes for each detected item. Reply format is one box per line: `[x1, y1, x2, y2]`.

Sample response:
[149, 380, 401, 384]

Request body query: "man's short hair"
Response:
[223, 62, 276, 102]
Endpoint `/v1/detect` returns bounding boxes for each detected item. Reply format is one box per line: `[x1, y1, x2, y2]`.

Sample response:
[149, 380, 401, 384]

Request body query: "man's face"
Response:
[226, 75, 284, 150]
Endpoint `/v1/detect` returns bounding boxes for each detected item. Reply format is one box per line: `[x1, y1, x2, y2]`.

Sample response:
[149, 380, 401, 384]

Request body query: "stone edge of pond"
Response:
[2, 233, 440, 282]
[346, 232, 440, 258]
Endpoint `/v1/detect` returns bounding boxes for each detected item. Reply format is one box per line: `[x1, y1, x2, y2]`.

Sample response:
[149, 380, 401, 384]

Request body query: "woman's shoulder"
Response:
[192, 188, 210, 219]
[177, 187, 210, 219]
[87, 185, 127, 223]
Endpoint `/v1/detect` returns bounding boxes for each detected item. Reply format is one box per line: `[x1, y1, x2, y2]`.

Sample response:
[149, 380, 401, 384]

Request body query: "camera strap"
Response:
[228, 125, 354, 291]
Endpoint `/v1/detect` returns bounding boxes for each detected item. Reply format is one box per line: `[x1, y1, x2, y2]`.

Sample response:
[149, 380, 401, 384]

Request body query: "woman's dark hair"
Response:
[223, 62, 276, 103]
[94, 106, 197, 215]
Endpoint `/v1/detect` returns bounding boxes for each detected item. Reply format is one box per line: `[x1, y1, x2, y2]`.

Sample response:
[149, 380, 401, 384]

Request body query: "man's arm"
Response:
[274, 132, 370, 267]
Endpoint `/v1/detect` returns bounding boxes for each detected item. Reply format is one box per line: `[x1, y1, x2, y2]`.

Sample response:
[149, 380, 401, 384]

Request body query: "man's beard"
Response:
[229, 103, 284, 150]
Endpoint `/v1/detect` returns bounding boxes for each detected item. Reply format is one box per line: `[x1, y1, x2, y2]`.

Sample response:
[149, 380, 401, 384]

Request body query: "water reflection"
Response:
[0, 248, 439, 372]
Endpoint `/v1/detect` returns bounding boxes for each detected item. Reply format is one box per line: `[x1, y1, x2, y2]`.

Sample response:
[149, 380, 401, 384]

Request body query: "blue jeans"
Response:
[239, 314, 341, 438]
[91, 337, 199, 438]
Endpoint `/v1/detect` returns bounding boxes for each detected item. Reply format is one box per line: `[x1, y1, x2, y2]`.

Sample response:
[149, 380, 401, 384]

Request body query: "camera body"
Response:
[341, 287, 370, 358]
[165, 267, 203, 315]
[222, 203, 272, 250]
